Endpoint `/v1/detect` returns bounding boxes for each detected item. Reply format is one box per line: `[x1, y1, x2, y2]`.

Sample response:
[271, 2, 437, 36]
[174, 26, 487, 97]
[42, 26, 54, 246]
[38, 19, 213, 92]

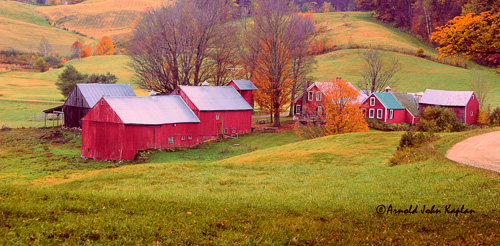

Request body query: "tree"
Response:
[128, 0, 234, 94]
[38, 36, 52, 57]
[323, 79, 369, 134]
[71, 41, 83, 58]
[419, 106, 469, 132]
[95, 36, 115, 56]
[242, 0, 315, 127]
[431, 11, 500, 67]
[357, 49, 401, 95]
[55, 65, 118, 97]
[34, 57, 49, 72]
[469, 74, 488, 108]
[56, 65, 88, 97]
[80, 46, 92, 58]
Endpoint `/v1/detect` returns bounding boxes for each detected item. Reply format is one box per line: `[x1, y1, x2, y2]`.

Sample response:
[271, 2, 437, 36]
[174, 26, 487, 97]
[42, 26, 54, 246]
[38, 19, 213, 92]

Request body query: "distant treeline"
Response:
[12, 0, 85, 5]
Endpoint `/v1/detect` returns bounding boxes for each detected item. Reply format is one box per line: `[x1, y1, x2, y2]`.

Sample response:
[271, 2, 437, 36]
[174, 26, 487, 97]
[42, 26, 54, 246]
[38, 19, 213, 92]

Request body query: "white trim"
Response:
[389, 109, 394, 119]
[384, 109, 387, 122]
[295, 105, 301, 115]
[377, 109, 383, 119]
[369, 109, 375, 118]
[370, 97, 375, 106]
[316, 92, 322, 101]
[308, 91, 314, 101]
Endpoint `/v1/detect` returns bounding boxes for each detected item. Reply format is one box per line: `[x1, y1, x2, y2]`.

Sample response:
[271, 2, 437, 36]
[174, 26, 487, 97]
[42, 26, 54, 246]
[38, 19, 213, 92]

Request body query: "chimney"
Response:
[201, 81, 209, 86]
[149, 90, 157, 96]
[385, 86, 392, 92]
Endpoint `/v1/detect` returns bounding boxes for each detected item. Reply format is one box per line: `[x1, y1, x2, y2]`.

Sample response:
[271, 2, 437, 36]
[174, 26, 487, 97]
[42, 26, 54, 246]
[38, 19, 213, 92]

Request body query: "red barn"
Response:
[361, 92, 419, 124]
[227, 80, 258, 108]
[82, 96, 200, 161]
[293, 80, 367, 121]
[418, 89, 479, 125]
[172, 86, 253, 138]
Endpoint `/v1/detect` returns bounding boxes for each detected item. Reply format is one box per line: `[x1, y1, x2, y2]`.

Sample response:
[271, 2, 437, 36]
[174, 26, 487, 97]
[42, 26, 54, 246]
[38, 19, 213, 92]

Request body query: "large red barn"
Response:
[82, 96, 200, 161]
[172, 86, 253, 138]
[418, 89, 479, 125]
[227, 80, 258, 109]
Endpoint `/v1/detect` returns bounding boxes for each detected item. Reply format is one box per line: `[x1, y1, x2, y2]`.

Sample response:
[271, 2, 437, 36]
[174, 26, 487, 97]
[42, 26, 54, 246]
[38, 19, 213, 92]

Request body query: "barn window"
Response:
[88, 148, 90, 153]
[211, 136, 215, 139]
[168, 137, 174, 143]
[362, 108, 367, 116]
[295, 105, 301, 114]
[203, 136, 207, 140]
[224, 128, 228, 134]
[101, 100, 104, 105]
[377, 109, 383, 119]
[389, 110, 394, 119]
[317, 106, 323, 116]
[472, 95, 474, 100]
[471, 111, 473, 116]
[181, 135, 185, 140]
[370, 97, 375, 106]
[188, 135, 192, 140]
[316, 92, 322, 101]
[308, 91, 313, 101]
[232, 128, 236, 134]
[369, 109, 374, 118]
[216, 114, 219, 120]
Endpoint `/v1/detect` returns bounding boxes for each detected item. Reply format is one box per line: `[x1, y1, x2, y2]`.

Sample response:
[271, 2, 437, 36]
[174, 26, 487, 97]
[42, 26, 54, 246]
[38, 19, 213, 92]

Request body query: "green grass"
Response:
[0, 128, 499, 244]
[0, 1, 94, 56]
[0, 100, 62, 128]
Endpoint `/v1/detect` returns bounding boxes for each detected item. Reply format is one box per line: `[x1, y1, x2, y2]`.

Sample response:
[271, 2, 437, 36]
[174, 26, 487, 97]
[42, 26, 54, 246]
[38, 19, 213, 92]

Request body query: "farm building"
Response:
[172, 86, 254, 138]
[361, 91, 420, 124]
[418, 89, 479, 125]
[293, 79, 367, 122]
[82, 96, 200, 161]
[228, 80, 258, 108]
[63, 84, 136, 128]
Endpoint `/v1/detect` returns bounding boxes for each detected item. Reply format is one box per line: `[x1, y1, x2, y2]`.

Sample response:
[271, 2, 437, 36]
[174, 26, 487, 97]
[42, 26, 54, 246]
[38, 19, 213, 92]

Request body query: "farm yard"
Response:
[0, 1, 499, 244]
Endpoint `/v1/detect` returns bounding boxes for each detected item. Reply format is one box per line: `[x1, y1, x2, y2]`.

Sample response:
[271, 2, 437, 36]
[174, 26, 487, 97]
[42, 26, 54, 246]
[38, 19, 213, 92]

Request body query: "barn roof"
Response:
[69, 84, 136, 108]
[373, 92, 405, 109]
[391, 92, 419, 117]
[178, 86, 253, 111]
[419, 89, 474, 106]
[104, 96, 200, 125]
[231, 80, 258, 90]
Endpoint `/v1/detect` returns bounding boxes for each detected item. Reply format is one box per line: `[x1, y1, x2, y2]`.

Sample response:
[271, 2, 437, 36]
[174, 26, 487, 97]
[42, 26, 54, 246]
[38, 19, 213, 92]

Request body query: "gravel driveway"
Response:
[446, 131, 500, 173]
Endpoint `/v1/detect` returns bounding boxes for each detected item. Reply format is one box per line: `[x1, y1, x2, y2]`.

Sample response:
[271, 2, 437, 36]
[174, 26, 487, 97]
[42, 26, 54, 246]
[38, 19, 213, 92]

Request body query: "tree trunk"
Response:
[274, 110, 280, 127]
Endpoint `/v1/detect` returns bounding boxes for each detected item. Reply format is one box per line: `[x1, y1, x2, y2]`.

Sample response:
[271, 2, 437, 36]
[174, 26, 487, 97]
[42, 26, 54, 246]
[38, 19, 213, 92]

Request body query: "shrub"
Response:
[476, 109, 490, 126]
[43, 55, 62, 67]
[418, 106, 470, 132]
[397, 131, 435, 150]
[489, 107, 500, 126]
[416, 47, 425, 57]
[366, 119, 412, 131]
[388, 130, 439, 166]
[294, 121, 328, 139]
[34, 57, 49, 72]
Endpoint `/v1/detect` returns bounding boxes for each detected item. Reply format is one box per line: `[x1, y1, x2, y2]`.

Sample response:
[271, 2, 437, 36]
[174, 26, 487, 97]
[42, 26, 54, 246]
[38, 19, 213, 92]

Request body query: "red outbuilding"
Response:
[172, 86, 254, 138]
[360, 91, 420, 124]
[418, 89, 479, 125]
[227, 80, 258, 108]
[82, 96, 200, 161]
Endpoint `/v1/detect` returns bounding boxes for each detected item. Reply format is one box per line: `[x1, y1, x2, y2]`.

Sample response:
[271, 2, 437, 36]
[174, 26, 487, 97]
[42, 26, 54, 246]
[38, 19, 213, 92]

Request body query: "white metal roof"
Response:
[178, 86, 253, 111]
[419, 89, 474, 107]
[231, 80, 258, 90]
[77, 84, 136, 108]
[104, 96, 200, 125]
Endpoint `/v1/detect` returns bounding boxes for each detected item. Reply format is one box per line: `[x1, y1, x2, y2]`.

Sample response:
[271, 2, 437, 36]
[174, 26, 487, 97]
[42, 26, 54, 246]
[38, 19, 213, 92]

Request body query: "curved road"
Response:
[446, 131, 500, 173]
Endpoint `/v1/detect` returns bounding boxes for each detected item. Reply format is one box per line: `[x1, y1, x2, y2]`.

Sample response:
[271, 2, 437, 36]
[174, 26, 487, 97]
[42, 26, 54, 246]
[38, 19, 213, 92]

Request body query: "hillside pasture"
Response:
[0, 100, 61, 128]
[0, 1, 94, 56]
[35, 0, 164, 41]
[0, 128, 498, 244]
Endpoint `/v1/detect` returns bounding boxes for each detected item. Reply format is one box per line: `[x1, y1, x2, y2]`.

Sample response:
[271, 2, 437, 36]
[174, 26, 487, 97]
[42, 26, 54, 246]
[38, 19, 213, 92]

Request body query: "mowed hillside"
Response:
[0, 1, 94, 55]
[35, 0, 164, 42]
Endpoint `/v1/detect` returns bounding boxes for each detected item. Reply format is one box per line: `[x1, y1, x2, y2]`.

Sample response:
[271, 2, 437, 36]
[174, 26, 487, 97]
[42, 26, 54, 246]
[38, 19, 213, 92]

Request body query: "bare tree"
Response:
[127, 0, 234, 94]
[357, 49, 401, 95]
[242, 0, 315, 127]
[38, 36, 52, 57]
[469, 73, 489, 108]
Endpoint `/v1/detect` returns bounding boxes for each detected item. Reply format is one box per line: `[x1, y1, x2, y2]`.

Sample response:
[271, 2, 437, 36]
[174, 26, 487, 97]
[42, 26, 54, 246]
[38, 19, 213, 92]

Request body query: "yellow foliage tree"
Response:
[322, 79, 369, 135]
[95, 36, 115, 56]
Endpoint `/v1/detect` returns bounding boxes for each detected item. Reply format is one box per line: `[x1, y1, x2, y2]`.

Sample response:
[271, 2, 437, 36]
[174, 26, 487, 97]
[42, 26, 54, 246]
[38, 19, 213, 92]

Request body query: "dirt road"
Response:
[446, 131, 500, 173]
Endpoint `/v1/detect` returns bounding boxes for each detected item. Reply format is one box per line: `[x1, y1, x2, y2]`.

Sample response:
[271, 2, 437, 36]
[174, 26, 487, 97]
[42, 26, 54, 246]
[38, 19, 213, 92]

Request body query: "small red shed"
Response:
[418, 89, 479, 125]
[227, 80, 258, 108]
[82, 96, 200, 161]
[361, 92, 419, 124]
[172, 86, 253, 138]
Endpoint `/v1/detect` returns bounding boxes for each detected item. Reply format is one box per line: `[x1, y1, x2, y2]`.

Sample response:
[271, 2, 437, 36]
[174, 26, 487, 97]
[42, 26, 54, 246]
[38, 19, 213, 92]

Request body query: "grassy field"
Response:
[0, 100, 62, 128]
[0, 1, 94, 56]
[0, 127, 498, 244]
[36, 0, 163, 42]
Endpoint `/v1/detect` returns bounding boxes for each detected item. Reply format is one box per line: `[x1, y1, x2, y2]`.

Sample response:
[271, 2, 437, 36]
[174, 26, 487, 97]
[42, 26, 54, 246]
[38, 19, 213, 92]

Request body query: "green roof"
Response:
[373, 93, 404, 109]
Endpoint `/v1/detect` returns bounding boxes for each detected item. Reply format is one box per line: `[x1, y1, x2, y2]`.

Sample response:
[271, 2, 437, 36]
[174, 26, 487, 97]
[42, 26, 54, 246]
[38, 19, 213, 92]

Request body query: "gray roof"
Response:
[231, 80, 258, 90]
[391, 92, 420, 117]
[419, 89, 474, 107]
[75, 84, 136, 108]
[104, 96, 200, 125]
[178, 86, 253, 111]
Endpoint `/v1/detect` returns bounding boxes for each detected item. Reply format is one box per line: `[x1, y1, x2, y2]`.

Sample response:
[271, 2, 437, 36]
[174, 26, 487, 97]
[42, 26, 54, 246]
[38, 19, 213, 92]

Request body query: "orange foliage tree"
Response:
[322, 79, 369, 135]
[432, 11, 500, 67]
[95, 36, 115, 55]
[80, 46, 92, 58]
